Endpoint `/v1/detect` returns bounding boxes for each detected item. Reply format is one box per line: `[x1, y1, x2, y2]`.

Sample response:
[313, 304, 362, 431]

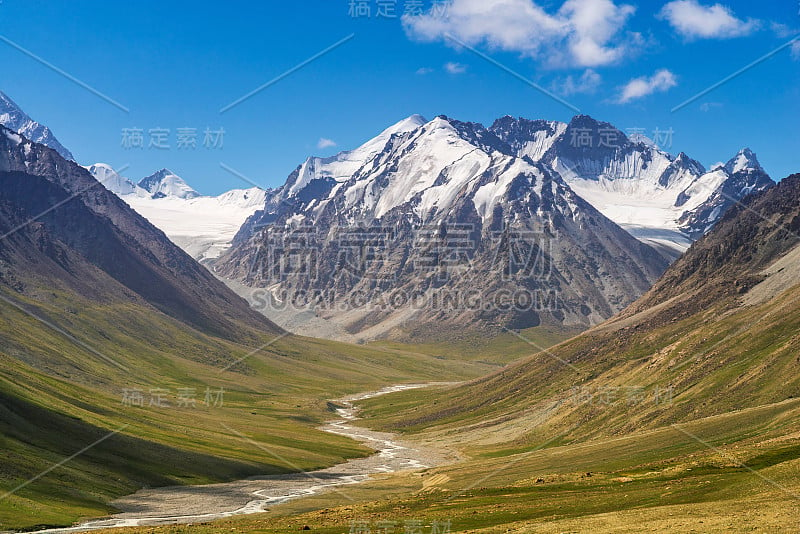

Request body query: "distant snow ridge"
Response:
[86, 164, 268, 262]
[0, 90, 74, 160]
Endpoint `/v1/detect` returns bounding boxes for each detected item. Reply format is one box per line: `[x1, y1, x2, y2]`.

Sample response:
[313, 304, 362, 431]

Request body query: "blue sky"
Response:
[0, 0, 797, 195]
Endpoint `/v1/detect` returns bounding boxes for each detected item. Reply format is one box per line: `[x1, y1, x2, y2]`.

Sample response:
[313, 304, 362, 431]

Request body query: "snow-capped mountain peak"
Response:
[85, 163, 144, 196]
[270, 113, 534, 226]
[284, 114, 427, 199]
[724, 147, 763, 175]
[627, 132, 657, 148]
[219, 113, 671, 337]
[138, 168, 200, 199]
[389, 113, 427, 133]
[664, 152, 706, 183]
[0, 90, 74, 160]
[676, 147, 772, 238]
[347, 113, 427, 157]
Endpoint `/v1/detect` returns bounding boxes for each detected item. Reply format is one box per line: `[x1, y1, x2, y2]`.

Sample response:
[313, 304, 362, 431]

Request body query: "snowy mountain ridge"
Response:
[238, 114, 771, 256]
[86, 163, 146, 196]
[0, 90, 74, 160]
[489, 115, 773, 252]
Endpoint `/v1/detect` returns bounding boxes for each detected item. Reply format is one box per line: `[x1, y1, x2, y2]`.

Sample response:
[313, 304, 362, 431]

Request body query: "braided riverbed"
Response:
[34, 384, 452, 533]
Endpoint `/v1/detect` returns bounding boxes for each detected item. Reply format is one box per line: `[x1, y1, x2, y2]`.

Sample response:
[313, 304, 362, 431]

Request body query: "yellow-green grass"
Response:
[80, 277, 800, 533]
[86, 397, 800, 533]
[356, 280, 800, 455]
[369, 324, 582, 366]
[11, 253, 800, 530]
[0, 285, 498, 530]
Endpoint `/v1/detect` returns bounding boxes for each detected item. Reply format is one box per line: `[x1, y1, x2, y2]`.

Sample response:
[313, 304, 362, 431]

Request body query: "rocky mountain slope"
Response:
[0, 90, 265, 265]
[0, 125, 280, 340]
[218, 115, 670, 340]
[366, 172, 800, 444]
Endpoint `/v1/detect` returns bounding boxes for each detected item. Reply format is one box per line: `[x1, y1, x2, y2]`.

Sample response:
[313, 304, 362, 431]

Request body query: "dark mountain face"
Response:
[490, 116, 563, 150]
[218, 116, 668, 340]
[541, 115, 637, 169]
[0, 126, 281, 340]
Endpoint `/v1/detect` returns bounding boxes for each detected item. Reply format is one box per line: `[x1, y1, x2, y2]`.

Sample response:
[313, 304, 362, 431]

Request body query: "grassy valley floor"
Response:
[83, 395, 800, 533]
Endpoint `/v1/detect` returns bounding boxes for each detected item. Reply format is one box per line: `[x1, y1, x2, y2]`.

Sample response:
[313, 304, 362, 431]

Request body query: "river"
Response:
[33, 383, 451, 533]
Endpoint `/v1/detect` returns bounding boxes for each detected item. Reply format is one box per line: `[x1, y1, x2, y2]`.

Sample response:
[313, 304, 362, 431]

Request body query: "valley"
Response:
[65, 173, 800, 533]
[0, 16, 797, 530]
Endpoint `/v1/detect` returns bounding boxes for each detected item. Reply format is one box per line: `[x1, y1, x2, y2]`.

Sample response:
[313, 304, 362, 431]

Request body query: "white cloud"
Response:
[403, 0, 640, 68]
[659, 1, 759, 40]
[617, 69, 677, 103]
[552, 69, 602, 95]
[317, 138, 337, 149]
[792, 41, 800, 60]
[444, 61, 467, 74]
[770, 22, 796, 39]
[416, 67, 434, 75]
[699, 101, 723, 112]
